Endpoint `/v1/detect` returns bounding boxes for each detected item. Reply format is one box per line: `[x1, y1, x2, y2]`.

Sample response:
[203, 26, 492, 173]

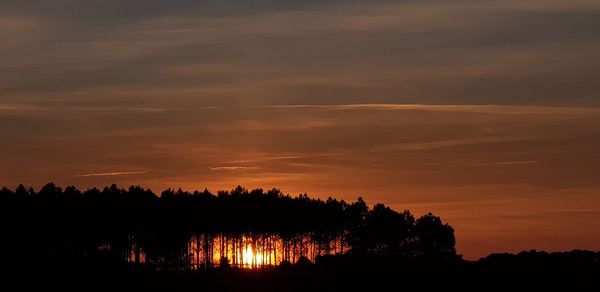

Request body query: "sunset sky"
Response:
[1, 0, 600, 259]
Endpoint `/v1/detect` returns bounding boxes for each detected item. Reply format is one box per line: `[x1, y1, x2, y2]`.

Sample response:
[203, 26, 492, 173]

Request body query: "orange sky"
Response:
[1, 0, 600, 259]
[2, 104, 600, 259]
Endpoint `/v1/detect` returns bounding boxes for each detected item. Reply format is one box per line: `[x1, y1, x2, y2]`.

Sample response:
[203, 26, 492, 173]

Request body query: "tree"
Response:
[346, 197, 369, 253]
[414, 213, 456, 258]
[364, 204, 414, 255]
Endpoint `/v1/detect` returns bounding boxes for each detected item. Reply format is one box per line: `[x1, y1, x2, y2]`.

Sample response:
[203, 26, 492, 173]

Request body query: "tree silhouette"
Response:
[414, 213, 456, 258]
[0, 183, 457, 270]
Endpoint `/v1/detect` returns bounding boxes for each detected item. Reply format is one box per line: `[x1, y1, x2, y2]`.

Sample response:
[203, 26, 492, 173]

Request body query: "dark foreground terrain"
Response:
[1, 185, 598, 291]
[2, 250, 599, 292]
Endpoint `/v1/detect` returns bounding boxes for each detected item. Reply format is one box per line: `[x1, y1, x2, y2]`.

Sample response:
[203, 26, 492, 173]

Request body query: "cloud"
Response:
[66, 106, 166, 112]
[369, 137, 533, 152]
[2, 1, 600, 107]
[469, 161, 539, 167]
[0, 104, 166, 114]
[0, 104, 47, 111]
[208, 166, 260, 171]
[218, 153, 343, 166]
[248, 104, 600, 115]
[72, 171, 149, 178]
[0, 105, 17, 110]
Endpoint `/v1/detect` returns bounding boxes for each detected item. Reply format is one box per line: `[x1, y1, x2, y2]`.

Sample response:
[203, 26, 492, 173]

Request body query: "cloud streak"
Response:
[248, 104, 600, 115]
[469, 161, 539, 167]
[208, 166, 260, 171]
[72, 171, 149, 178]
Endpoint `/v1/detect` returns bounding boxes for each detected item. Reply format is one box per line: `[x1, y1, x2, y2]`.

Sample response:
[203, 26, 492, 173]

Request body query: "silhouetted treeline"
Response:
[0, 183, 456, 270]
[1, 184, 598, 291]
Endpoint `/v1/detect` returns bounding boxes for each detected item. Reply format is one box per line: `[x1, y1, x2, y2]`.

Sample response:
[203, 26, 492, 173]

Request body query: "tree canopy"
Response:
[0, 183, 456, 270]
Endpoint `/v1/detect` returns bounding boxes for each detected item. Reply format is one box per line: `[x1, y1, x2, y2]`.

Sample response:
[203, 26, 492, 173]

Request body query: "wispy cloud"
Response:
[0, 105, 17, 110]
[208, 166, 259, 171]
[66, 106, 166, 112]
[371, 137, 529, 152]
[247, 104, 600, 115]
[72, 171, 149, 178]
[469, 161, 539, 167]
[220, 153, 342, 165]
[0, 103, 165, 113]
[0, 104, 47, 111]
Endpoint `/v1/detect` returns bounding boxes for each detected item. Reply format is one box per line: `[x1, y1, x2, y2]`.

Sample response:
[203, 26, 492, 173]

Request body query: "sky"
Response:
[1, 0, 600, 259]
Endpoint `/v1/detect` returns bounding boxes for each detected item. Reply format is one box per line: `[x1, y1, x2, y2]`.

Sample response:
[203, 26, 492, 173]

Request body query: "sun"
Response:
[242, 245, 265, 268]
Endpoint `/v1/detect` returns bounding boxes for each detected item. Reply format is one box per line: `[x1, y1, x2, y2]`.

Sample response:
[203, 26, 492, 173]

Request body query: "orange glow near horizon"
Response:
[121, 234, 349, 269]
[204, 235, 289, 269]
